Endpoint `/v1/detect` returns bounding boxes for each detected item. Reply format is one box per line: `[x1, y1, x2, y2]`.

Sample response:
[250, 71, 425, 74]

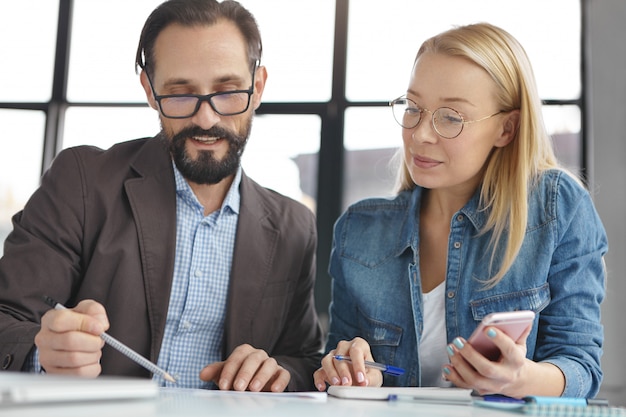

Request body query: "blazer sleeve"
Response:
[0, 148, 86, 371]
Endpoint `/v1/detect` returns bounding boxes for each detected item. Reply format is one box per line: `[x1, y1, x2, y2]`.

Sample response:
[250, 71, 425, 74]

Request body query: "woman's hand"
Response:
[443, 326, 564, 398]
[313, 337, 383, 391]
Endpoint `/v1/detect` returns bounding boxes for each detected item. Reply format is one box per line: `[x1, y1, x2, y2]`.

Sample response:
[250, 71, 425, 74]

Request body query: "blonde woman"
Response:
[314, 23, 607, 398]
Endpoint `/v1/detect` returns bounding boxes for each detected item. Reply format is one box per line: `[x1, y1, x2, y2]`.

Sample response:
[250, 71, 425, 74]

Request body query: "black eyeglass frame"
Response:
[144, 61, 259, 119]
[389, 95, 504, 139]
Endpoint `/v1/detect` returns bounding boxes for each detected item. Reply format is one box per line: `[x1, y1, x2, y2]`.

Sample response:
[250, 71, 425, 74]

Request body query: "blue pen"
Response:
[333, 355, 405, 376]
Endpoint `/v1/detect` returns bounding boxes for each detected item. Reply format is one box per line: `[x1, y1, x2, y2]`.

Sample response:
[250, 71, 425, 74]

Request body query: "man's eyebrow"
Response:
[163, 78, 191, 88]
[162, 74, 247, 89]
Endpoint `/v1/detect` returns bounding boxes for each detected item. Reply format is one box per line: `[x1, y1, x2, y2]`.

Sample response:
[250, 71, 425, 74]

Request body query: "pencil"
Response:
[43, 295, 176, 383]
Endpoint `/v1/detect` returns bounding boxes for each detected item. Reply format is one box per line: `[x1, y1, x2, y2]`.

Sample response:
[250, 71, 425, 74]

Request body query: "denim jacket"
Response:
[326, 169, 608, 397]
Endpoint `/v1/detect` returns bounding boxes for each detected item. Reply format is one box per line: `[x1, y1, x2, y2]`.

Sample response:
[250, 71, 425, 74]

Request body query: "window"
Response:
[0, 0, 584, 322]
[344, 0, 582, 208]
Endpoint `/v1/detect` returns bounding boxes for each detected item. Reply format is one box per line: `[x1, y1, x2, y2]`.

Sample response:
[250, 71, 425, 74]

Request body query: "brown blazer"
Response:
[0, 137, 322, 391]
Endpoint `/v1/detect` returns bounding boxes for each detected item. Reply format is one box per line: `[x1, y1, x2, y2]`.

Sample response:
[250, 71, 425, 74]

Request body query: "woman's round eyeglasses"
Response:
[389, 96, 502, 139]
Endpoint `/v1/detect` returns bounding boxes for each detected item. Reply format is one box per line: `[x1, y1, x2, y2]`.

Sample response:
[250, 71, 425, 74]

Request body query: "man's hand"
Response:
[35, 299, 109, 378]
[199, 344, 290, 392]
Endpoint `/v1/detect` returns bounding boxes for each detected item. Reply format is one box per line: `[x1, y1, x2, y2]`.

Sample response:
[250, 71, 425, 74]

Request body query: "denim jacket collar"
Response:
[397, 186, 487, 256]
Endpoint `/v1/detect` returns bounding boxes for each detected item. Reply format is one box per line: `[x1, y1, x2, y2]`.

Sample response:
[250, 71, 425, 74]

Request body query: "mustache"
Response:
[171, 125, 244, 145]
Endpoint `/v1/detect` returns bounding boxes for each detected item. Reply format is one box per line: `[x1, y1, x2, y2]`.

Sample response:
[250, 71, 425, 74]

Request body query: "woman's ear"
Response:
[139, 71, 158, 110]
[494, 109, 520, 148]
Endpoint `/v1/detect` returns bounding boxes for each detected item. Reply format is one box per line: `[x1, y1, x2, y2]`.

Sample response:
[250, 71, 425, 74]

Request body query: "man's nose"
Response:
[191, 100, 221, 129]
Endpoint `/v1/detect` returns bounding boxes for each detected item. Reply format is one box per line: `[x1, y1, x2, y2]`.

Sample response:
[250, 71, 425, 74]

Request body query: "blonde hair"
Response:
[395, 23, 562, 287]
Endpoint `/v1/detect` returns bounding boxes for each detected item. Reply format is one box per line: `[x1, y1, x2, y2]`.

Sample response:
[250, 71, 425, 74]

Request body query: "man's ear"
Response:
[495, 109, 520, 148]
[251, 65, 268, 111]
[139, 71, 158, 110]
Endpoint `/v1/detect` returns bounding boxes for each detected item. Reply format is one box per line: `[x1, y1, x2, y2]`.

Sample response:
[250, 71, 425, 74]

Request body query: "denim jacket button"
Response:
[447, 291, 455, 298]
[453, 242, 461, 249]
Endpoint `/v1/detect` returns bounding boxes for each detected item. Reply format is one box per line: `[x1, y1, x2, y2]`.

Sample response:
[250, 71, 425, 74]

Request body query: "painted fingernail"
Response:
[342, 376, 350, 385]
[317, 383, 326, 391]
[331, 377, 340, 385]
[357, 372, 365, 383]
[443, 367, 451, 375]
[447, 345, 455, 356]
[453, 338, 465, 349]
[487, 328, 497, 338]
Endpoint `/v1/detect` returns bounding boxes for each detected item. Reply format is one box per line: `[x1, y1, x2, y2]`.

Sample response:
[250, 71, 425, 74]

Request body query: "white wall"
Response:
[589, 0, 626, 406]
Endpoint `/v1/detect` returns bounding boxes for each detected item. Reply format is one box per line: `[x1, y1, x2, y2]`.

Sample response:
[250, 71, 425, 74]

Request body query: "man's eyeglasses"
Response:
[145, 63, 258, 119]
[389, 96, 502, 139]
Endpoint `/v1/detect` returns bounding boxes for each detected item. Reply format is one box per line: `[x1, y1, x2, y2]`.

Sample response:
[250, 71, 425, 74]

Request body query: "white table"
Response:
[0, 388, 525, 417]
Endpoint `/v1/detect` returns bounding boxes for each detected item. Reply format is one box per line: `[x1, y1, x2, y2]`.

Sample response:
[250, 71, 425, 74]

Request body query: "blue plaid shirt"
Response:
[154, 163, 241, 388]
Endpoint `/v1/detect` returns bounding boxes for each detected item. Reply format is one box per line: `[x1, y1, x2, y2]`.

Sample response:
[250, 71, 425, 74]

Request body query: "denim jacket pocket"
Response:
[469, 283, 551, 321]
[357, 310, 403, 363]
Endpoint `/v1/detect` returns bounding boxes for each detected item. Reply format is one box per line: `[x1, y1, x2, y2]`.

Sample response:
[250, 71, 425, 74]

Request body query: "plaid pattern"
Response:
[154, 164, 240, 388]
[522, 404, 626, 416]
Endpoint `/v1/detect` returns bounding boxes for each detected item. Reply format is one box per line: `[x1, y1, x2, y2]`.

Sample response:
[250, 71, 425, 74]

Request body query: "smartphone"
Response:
[467, 310, 536, 361]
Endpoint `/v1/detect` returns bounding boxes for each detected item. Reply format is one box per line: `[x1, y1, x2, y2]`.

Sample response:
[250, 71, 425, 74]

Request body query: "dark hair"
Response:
[135, 0, 262, 76]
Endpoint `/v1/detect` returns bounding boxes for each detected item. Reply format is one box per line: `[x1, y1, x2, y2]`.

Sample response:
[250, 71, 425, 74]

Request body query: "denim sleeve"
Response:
[325, 214, 362, 353]
[536, 173, 608, 398]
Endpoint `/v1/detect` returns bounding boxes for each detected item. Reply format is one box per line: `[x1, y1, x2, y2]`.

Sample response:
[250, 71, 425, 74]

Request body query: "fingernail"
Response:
[342, 376, 350, 385]
[250, 380, 261, 391]
[447, 345, 455, 356]
[316, 383, 326, 391]
[219, 378, 229, 390]
[331, 377, 340, 385]
[487, 328, 497, 338]
[443, 367, 451, 375]
[234, 379, 246, 391]
[357, 372, 365, 383]
[453, 338, 465, 349]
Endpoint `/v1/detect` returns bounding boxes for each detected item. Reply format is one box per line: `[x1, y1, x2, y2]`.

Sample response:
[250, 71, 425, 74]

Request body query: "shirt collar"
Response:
[172, 162, 242, 216]
[398, 186, 487, 252]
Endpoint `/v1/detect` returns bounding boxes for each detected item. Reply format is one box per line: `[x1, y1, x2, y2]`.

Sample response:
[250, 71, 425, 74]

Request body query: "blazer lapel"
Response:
[124, 138, 177, 361]
[224, 173, 279, 353]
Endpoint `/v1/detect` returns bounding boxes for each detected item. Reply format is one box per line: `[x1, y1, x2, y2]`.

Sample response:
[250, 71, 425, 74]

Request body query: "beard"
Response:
[162, 118, 252, 185]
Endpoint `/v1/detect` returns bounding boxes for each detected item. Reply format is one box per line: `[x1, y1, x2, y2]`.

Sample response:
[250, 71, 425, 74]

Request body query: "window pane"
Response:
[68, 0, 334, 103]
[0, 110, 45, 255]
[238, 0, 335, 102]
[343, 107, 401, 208]
[343, 105, 582, 209]
[544, 105, 582, 173]
[68, 0, 163, 102]
[347, 0, 580, 102]
[63, 107, 160, 150]
[242, 115, 320, 212]
[0, 1, 58, 102]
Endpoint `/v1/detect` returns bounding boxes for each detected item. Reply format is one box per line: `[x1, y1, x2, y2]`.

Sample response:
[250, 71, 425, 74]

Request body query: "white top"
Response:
[418, 281, 452, 387]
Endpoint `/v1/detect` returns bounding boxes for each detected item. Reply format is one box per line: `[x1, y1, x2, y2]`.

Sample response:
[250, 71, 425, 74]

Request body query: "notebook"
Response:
[0, 372, 158, 406]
